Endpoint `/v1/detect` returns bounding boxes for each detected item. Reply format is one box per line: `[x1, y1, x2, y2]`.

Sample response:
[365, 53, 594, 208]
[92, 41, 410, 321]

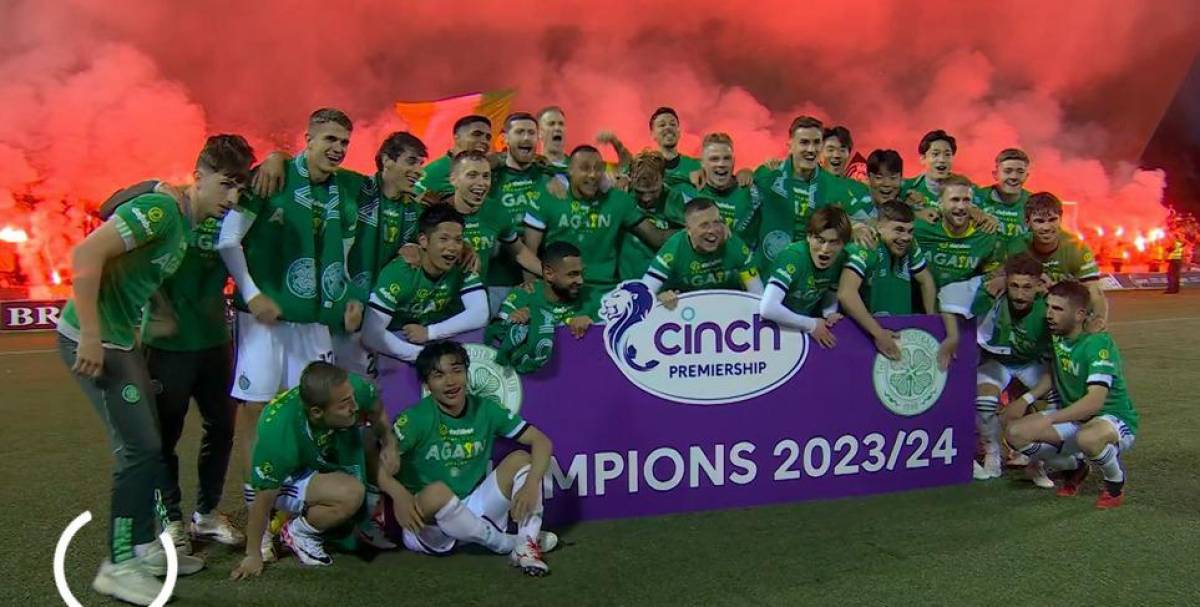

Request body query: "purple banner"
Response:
[381, 287, 977, 525]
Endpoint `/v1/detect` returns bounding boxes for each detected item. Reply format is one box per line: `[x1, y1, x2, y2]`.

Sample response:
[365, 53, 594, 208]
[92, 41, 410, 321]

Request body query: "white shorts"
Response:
[232, 311, 333, 402]
[402, 469, 511, 555]
[332, 332, 375, 377]
[978, 358, 1045, 391]
[273, 470, 316, 514]
[1051, 414, 1136, 454]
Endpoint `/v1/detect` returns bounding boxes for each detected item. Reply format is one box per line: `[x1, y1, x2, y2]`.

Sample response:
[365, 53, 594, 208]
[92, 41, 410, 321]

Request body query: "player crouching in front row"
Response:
[380, 340, 560, 576]
[1005, 281, 1139, 509]
[232, 362, 397, 579]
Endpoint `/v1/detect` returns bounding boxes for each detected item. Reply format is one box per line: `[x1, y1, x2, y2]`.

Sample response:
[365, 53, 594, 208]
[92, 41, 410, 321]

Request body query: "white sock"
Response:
[242, 483, 255, 507]
[1089, 444, 1125, 483]
[1044, 453, 1080, 472]
[975, 396, 1001, 455]
[435, 497, 515, 554]
[511, 465, 544, 544]
[1018, 441, 1060, 461]
[291, 515, 320, 536]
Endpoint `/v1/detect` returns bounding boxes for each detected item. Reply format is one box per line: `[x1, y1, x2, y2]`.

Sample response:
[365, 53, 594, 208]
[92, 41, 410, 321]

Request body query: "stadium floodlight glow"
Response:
[0, 225, 29, 243]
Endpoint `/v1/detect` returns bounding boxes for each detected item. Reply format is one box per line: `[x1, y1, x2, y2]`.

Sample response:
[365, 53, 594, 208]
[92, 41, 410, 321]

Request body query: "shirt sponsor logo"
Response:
[601, 282, 808, 405]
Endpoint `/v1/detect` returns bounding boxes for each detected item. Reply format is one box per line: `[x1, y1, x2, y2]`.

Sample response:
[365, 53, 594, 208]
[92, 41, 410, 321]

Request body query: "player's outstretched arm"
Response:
[1046, 385, 1108, 425]
[1085, 281, 1108, 331]
[937, 313, 959, 371]
[838, 268, 901, 360]
[232, 487, 278, 580]
[1013, 371, 1054, 410]
[915, 268, 938, 314]
[505, 240, 544, 278]
[759, 283, 819, 332]
[511, 425, 554, 523]
[427, 289, 488, 340]
[632, 218, 671, 250]
[361, 302, 423, 362]
[69, 221, 129, 377]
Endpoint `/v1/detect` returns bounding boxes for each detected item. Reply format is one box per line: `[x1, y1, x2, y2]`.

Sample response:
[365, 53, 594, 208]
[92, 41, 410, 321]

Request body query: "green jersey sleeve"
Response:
[112, 193, 180, 251]
[908, 241, 929, 274]
[769, 244, 807, 291]
[646, 232, 682, 281]
[498, 287, 527, 318]
[371, 260, 414, 314]
[523, 192, 549, 232]
[729, 236, 758, 284]
[392, 403, 432, 456]
[350, 375, 378, 413]
[1084, 333, 1119, 388]
[845, 243, 876, 277]
[616, 192, 646, 230]
[1075, 242, 1101, 280]
[484, 397, 529, 439]
[249, 400, 301, 490]
[461, 271, 485, 295]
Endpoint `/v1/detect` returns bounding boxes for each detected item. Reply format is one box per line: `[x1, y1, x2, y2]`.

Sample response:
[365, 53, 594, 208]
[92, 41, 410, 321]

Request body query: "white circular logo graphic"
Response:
[422, 344, 523, 414]
[352, 271, 372, 290]
[321, 261, 347, 300]
[872, 328, 948, 416]
[286, 257, 317, 299]
[762, 230, 791, 261]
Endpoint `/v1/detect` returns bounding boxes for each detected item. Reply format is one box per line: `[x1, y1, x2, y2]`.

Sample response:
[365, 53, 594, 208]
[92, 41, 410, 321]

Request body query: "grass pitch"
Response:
[3, 290, 1198, 606]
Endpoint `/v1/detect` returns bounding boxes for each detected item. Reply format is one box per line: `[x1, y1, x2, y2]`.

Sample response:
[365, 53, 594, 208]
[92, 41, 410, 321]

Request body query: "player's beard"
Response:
[551, 282, 579, 302]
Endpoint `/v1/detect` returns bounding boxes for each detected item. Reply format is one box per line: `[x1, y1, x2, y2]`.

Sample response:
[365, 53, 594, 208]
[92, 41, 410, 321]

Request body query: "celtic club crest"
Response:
[872, 329, 948, 416]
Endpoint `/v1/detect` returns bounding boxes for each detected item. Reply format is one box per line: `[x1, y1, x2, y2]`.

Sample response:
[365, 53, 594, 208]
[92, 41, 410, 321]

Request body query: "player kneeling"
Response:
[1005, 281, 1139, 509]
[232, 362, 397, 579]
[380, 340, 558, 576]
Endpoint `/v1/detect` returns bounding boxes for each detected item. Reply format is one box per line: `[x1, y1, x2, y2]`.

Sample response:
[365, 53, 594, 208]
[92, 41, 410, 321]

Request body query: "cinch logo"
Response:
[600, 282, 808, 405]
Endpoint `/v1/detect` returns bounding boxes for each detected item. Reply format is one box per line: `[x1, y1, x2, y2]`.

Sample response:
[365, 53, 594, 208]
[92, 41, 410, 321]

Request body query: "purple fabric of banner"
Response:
[380, 314, 977, 525]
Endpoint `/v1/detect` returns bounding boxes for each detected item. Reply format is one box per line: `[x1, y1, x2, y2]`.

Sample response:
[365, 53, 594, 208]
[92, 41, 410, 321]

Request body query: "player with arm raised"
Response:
[231, 362, 397, 578]
[760, 207, 852, 349]
[643, 197, 762, 309]
[58, 134, 253, 605]
[1006, 281, 1139, 508]
[380, 341, 559, 575]
[837, 201, 940, 360]
[362, 206, 487, 362]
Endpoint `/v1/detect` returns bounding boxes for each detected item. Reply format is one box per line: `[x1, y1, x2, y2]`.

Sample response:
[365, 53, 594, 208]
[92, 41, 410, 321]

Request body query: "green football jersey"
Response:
[646, 231, 757, 292]
[248, 374, 378, 491]
[663, 154, 702, 188]
[914, 219, 1002, 287]
[1051, 332, 1138, 433]
[754, 160, 870, 237]
[59, 192, 187, 349]
[944, 281, 1052, 366]
[392, 394, 528, 498]
[844, 240, 929, 315]
[459, 199, 520, 283]
[348, 174, 421, 296]
[486, 163, 552, 286]
[142, 216, 229, 351]
[767, 240, 847, 316]
[370, 259, 484, 331]
[974, 186, 1030, 241]
[524, 185, 645, 288]
[416, 153, 453, 199]
[485, 281, 593, 373]
[1004, 231, 1101, 283]
[619, 188, 681, 280]
[664, 183, 760, 242]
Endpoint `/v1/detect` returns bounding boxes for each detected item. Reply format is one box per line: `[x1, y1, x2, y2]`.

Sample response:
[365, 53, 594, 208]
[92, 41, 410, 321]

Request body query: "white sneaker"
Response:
[510, 536, 550, 577]
[92, 559, 164, 606]
[1026, 461, 1055, 489]
[281, 519, 332, 566]
[973, 459, 1002, 481]
[537, 531, 559, 553]
[1007, 452, 1031, 467]
[982, 453, 1003, 479]
[165, 520, 192, 555]
[191, 511, 246, 546]
[357, 514, 397, 550]
[137, 539, 206, 577]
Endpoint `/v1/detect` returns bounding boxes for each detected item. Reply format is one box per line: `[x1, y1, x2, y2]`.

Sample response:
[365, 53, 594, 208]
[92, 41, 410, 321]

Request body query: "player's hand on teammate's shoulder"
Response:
[611, 173, 630, 192]
[399, 243, 421, 266]
[974, 209, 1000, 234]
[344, 300, 364, 333]
[658, 290, 680, 311]
[735, 168, 754, 188]
[915, 207, 939, 224]
[874, 330, 902, 361]
[251, 151, 288, 198]
[230, 554, 264, 581]
[403, 324, 430, 344]
[985, 273, 1007, 297]
[811, 319, 838, 349]
[546, 175, 569, 199]
[459, 244, 480, 273]
[763, 157, 784, 171]
[852, 223, 877, 248]
[508, 307, 532, 325]
[688, 169, 706, 189]
[248, 294, 282, 325]
[1084, 316, 1106, 333]
[567, 315, 592, 339]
